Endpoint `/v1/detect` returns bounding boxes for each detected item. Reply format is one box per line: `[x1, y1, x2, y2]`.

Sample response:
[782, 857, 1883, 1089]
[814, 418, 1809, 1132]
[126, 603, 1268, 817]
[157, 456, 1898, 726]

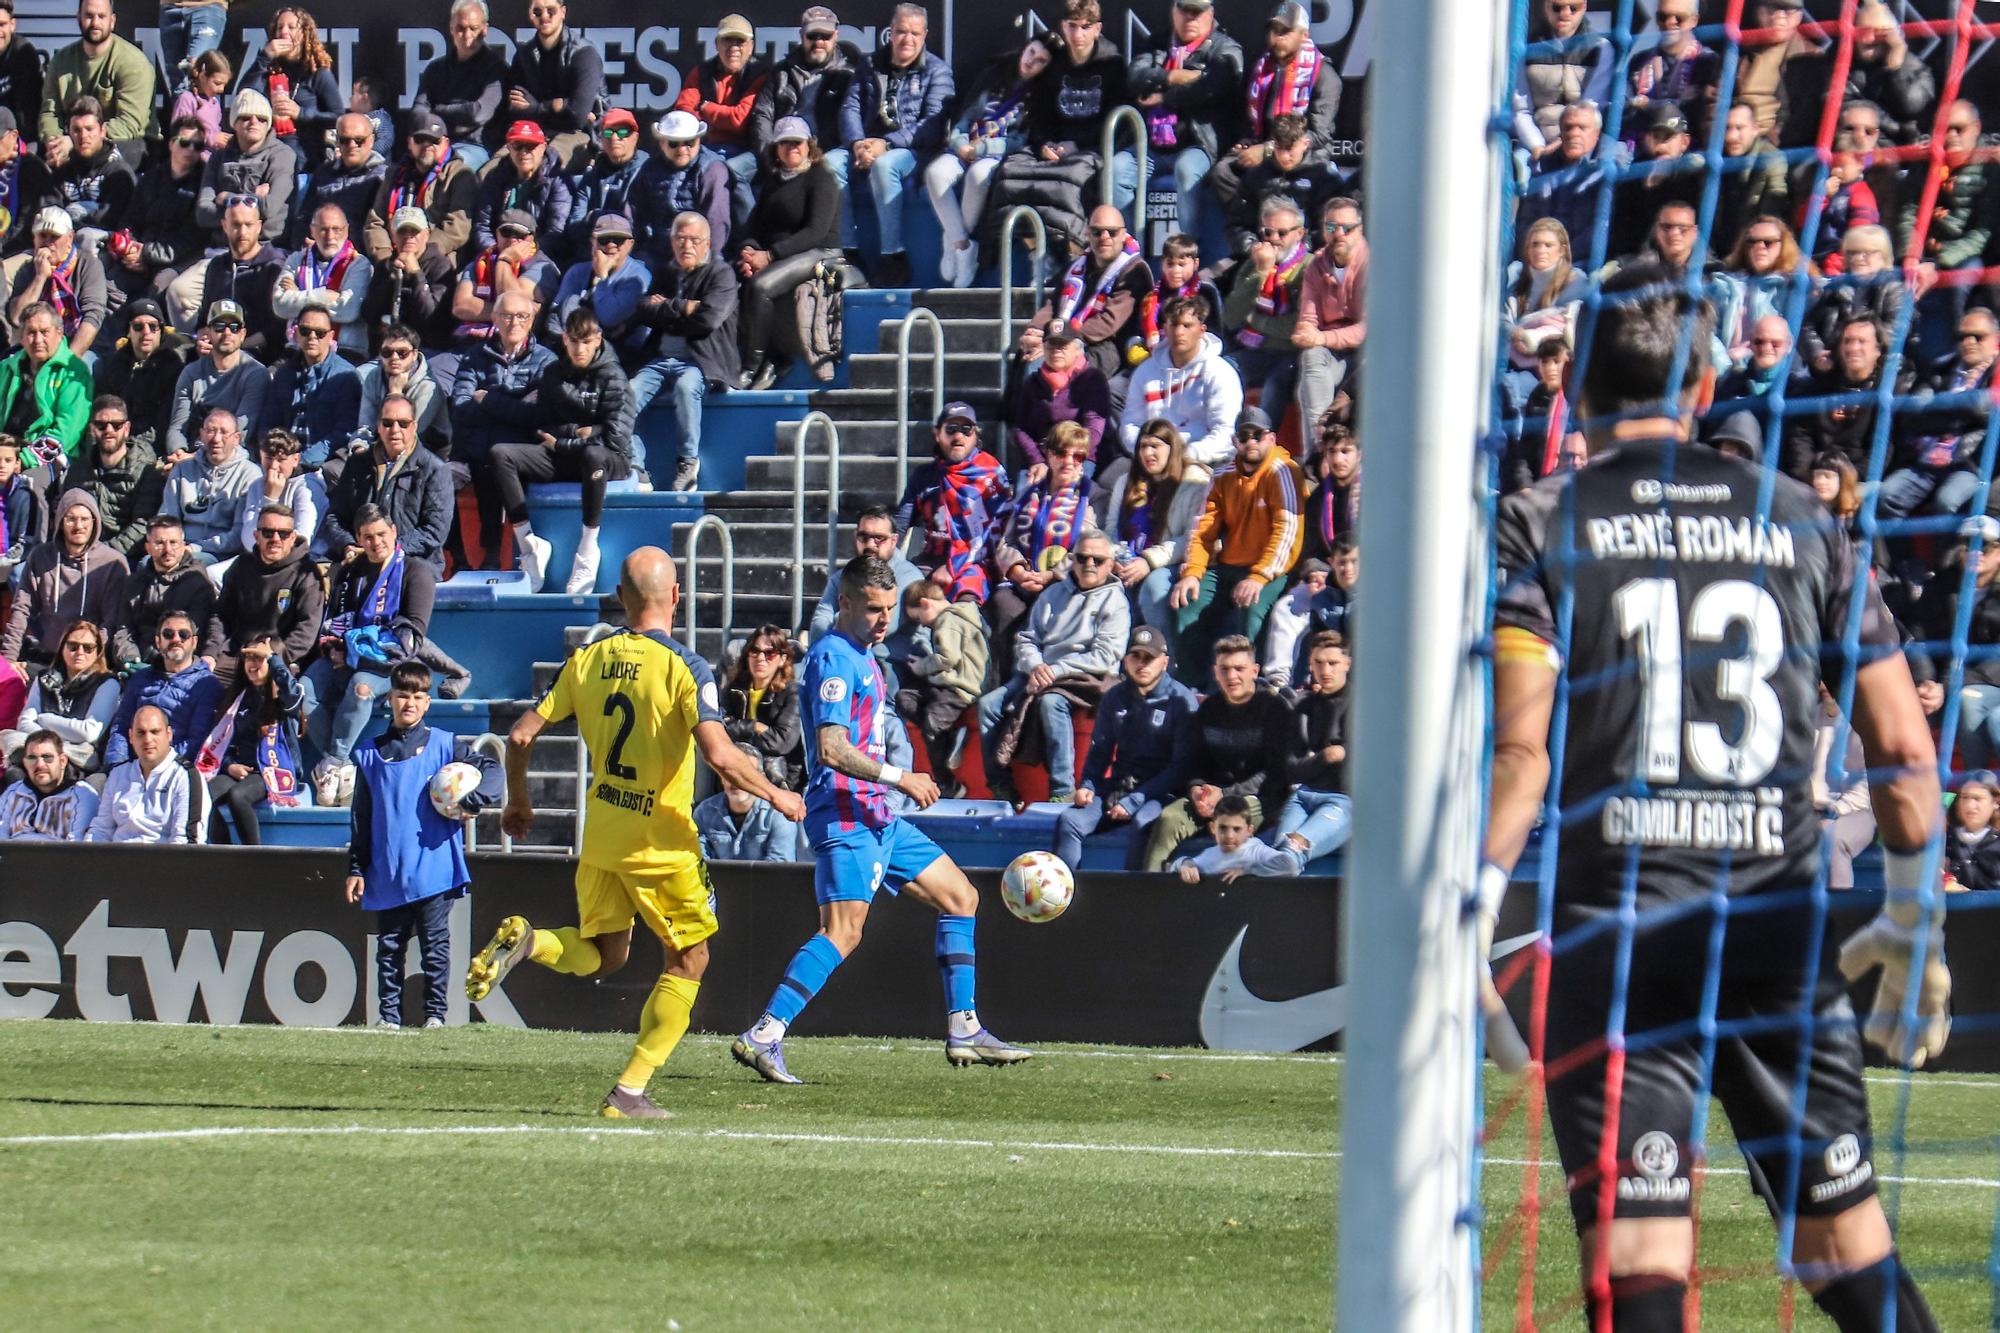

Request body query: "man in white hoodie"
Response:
[86, 704, 208, 843]
[1117, 294, 1242, 468]
[0, 730, 99, 840]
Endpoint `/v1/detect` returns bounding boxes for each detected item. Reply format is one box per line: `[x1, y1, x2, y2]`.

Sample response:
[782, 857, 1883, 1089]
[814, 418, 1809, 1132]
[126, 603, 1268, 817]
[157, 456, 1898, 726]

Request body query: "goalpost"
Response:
[1336, 0, 1507, 1325]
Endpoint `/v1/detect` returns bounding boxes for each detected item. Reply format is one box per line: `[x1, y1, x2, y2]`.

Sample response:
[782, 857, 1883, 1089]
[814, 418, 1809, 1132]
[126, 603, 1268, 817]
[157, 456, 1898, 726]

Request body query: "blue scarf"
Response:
[323, 544, 405, 640]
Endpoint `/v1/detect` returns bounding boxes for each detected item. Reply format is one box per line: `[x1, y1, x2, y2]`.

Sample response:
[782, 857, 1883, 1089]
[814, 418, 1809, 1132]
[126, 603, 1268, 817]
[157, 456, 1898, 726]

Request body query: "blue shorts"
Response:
[811, 820, 946, 905]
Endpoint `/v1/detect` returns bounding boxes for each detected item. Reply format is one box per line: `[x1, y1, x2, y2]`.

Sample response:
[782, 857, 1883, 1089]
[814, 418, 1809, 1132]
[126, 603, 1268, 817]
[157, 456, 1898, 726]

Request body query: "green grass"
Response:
[0, 1021, 1996, 1330]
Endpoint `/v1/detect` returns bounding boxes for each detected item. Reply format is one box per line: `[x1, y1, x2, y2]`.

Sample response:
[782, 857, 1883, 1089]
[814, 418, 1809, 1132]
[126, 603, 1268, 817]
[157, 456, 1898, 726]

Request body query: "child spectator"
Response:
[1810, 151, 1879, 276]
[895, 579, 989, 797]
[0, 434, 43, 583]
[1501, 338, 1580, 494]
[1946, 772, 2000, 891]
[170, 50, 233, 154]
[341, 658, 500, 1029]
[1143, 234, 1224, 351]
[350, 76, 396, 151]
[1170, 794, 1299, 881]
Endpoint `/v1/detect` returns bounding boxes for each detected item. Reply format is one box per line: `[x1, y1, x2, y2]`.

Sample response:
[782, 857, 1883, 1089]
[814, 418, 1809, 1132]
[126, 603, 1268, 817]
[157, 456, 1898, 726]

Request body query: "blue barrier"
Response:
[428, 598, 600, 699]
[521, 486, 702, 594]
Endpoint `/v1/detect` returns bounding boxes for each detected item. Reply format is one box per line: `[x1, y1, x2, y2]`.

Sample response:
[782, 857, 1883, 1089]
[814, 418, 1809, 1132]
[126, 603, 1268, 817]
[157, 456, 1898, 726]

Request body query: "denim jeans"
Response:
[1226, 342, 1299, 426]
[160, 3, 227, 92]
[305, 658, 392, 764]
[1171, 147, 1214, 240]
[1957, 681, 2000, 771]
[863, 146, 920, 255]
[1875, 466, 1984, 523]
[375, 893, 454, 1025]
[1052, 793, 1161, 869]
[629, 355, 704, 463]
[821, 147, 858, 249]
[451, 142, 491, 173]
[976, 677, 1077, 797]
[1137, 564, 1176, 636]
[1272, 789, 1351, 865]
[1297, 346, 1357, 440]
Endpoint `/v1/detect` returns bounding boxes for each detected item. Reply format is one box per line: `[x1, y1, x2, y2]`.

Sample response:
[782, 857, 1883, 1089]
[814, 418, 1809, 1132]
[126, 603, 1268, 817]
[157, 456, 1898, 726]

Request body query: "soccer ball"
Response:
[429, 762, 482, 821]
[1001, 851, 1073, 923]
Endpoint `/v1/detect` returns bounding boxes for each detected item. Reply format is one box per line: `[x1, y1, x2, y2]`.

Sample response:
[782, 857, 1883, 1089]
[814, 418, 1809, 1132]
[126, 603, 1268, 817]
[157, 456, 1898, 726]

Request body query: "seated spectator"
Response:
[449, 207, 561, 342]
[1171, 793, 1300, 880]
[202, 495, 321, 687]
[5, 211, 104, 360]
[104, 611, 222, 767]
[1606, 101, 1704, 260]
[92, 301, 190, 454]
[1810, 148, 1880, 277]
[895, 578, 987, 794]
[633, 111, 732, 260]
[807, 501, 923, 648]
[1876, 307, 2000, 522]
[70, 395, 160, 558]
[49, 95, 132, 255]
[448, 289, 555, 567]
[976, 527, 1129, 804]
[1714, 312, 1806, 419]
[1119, 294, 1241, 468]
[1846, 0, 1935, 144]
[1906, 537, 2000, 765]
[190, 201, 287, 360]
[194, 92, 295, 248]
[227, 429, 316, 557]
[928, 39, 1048, 289]
[986, 422, 1098, 676]
[1298, 417, 1359, 563]
[1813, 685, 1873, 891]
[505, 0, 605, 168]
[544, 210, 650, 354]
[1500, 339, 1580, 494]
[1269, 629, 1350, 871]
[124, 515, 215, 655]
[169, 49, 231, 151]
[0, 488, 127, 666]
[0, 302, 89, 474]
[1170, 407, 1303, 679]
[0, 726, 99, 840]
[1308, 530, 1358, 645]
[1946, 772, 2000, 891]
[361, 209, 456, 352]
[273, 204, 373, 359]
[671, 12, 769, 224]
[242, 8, 341, 169]
[412, 0, 507, 170]
[1095, 418, 1211, 635]
[1716, 215, 1810, 364]
[261, 307, 361, 468]
[1146, 234, 1224, 352]
[994, 0, 1138, 242]
[1130, 0, 1241, 242]
[164, 300, 268, 457]
[87, 704, 208, 842]
[1516, 102, 1622, 259]
[732, 116, 840, 392]
[1142, 634, 1296, 869]
[353, 325, 451, 460]
[0, 433, 37, 581]
[565, 109, 652, 261]
[197, 631, 306, 843]
[1500, 217, 1583, 410]
[0, 618, 117, 773]
[323, 393, 452, 572]
[1809, 451, 1865, 554]
[1222, 115, 1329, 264]
[694, 753, 801, 862]
[1222, 194, 1310, 424]
[40, 0, 155, 168]
[1051, 623, 1194, 869]
[1626, 0, 1720, 143]
[114, 127, 206, 302]
[893, 401, 1009, 604]
[1800, 224, 1904, 374]
[364, 113, 479, 266]
[722, 623, 804, 792]
[1509, 0, 1613, 159]
[475, 120, 573, 254]
[838, 3, 954, 289]
[301, 113, 389, 241]
[749, 8, 861, 238]
[631, 210, 737, 493]
[1016, 206, 1153, 391]
[1784, 312, 1912, 484]
[495, 307, 631, 592]
[162, 405, 259, 565]
[1899, 98, 1992, 354]
[1713, 103, 1791, 258]
[0, 5, 37, 138]
[1012, 324, 1110, 471]
[306, 502, 436, 804]
[1210, 0, 1340, 211]
[1295, 196, 1367, 435]
[0, 107, 57, 265]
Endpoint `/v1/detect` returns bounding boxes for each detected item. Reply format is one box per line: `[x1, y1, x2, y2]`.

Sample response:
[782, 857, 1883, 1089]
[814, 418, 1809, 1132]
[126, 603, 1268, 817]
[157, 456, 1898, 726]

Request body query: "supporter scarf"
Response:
[1312, 475, 1357, 548]
[459, 245, 506, 337]
[921, 452, 1008, 602]
[1005, 476, 1092, 574]
[970, 79, 1033, 143]
[268, 70, 296, 138]
[0, 157, 18, 240]
[0, 476, 10, 552]
[196, 693, 302, 806]
[1244, 42, 1323, 142]
[1631, 36, 1705, 104]
[1537, 386, 1569, 478]
[1118, 474, 1159, 554]
[1056, 235, 1142, 329]
[387, 142, 453, 214]
[323, 544, 405, 640]
[46, 248, 83, 333]
[1237, 240, 1310, 349]
[1142, 274, 1202, 341]
[1038, 359, 1076, 395]
[300, 238, 358, 294]
[1146, 39, 1200, 149]
[35, 662, 111, 716]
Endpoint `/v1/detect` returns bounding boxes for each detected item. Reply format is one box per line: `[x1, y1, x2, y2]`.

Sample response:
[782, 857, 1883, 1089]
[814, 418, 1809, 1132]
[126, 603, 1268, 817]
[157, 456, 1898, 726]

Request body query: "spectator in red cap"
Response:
[672, 13, 770, 227]
[562, 108, 650, 262]
[475, 120, 573, 255]
[506, 0, 605, 169]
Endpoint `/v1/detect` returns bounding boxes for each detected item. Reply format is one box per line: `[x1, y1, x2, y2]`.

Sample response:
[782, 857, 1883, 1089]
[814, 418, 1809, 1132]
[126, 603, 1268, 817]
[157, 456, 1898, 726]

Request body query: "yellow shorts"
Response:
[575, 860, 718, 951]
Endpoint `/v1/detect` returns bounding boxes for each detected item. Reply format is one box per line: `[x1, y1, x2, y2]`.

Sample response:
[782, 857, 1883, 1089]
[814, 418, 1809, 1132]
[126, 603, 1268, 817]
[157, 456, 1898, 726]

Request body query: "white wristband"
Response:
[878, 765, 905, 787]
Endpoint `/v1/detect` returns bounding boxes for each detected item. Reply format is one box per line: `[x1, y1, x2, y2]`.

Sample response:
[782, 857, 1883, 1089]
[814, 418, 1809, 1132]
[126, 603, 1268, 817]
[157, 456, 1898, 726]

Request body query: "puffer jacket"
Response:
[474, 160, 574, 252]
[723, 678, 805, 792]
[0, 489, 131, 662]
[749, 40, 862, 151]
[840, 47, 954, 153]
[562, 149, 651, 258]
[70, 434, 162, 556]
[92, 330, 193, 451]
[126, 160, 207, 273]
[195, 133, 297, 241]
[298, 150, 389, 240]
[536, 342, 635, 468]
[1128, 27, 1244, 159]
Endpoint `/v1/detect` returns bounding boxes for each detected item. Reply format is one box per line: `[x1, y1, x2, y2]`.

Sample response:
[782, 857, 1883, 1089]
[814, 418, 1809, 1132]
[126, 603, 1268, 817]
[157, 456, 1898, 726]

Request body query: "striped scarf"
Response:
[1146, 39, 1201, 148]
[46, 249, 83, 333]
[1244, 43, 1322, 142]
[1057, 236, 1143, 328]
[387, 144, 453, 215]
[1238, 240, 1310, 348]
[1001, 476, 1093, 576]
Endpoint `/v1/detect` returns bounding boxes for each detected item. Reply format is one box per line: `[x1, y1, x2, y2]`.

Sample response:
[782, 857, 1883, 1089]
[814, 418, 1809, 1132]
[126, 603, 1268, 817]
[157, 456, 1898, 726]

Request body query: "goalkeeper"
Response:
[1483, 263, 1946, 1333]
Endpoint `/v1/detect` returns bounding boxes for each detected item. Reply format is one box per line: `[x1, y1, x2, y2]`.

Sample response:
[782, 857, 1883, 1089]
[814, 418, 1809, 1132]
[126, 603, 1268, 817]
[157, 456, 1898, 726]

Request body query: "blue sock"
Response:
[763, 933, 844, 1028]
[936, 914, 977, 1015]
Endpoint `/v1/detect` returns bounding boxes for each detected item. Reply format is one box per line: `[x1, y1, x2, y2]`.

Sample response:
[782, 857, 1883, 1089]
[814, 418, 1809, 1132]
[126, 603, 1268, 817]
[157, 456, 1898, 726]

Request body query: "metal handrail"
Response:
[996, 204, 1048, 393]
[789, 410, 842, 630]
[465, 732, 509, 853]
[683, 513, 735, 650]
[893, 307, 943, 499]
[1101, 104, 1148, 210]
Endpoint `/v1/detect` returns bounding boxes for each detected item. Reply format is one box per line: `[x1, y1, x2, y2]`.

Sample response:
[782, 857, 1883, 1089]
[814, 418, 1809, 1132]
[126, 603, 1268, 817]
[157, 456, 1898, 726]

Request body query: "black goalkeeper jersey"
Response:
[1494, 438, 1900, 908]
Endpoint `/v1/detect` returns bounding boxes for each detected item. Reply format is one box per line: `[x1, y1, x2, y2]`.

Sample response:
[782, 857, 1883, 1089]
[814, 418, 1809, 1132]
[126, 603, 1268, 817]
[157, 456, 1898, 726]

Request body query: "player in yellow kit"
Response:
[467, 546, 805, 1118]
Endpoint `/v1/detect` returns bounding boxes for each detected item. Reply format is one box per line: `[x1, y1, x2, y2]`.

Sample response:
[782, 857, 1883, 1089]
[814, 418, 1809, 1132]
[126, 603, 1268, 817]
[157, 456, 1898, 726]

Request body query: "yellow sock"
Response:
[619, 973, 700, 1090]
[530, 927, 601, 976]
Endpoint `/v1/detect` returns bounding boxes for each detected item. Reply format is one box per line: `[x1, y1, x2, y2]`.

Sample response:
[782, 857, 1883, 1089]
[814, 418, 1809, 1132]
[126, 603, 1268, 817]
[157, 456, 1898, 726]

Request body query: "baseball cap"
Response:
[31, 207, 70, 236]
[505, 119, 546, 145]
[772, 115, 812, 143]
[1268, 1, 1310, 31]
[205, 299, 247, 327]
[601, 107, 638, 133]
[936, 400, 978, 427]
[1644, 100, 1690, 136]
[497, 208, 538, 237]
[1042, 321, 1080, 346]
[1762, 0, 1803, 8]
[716, 13, 754, 40]
[654, 109, 707, 143]
[801, 5, 839, 36]
[390, 206, 429, 233]
[1126, 625, 1170, 659]
[407, 111, 447, 142]
[592, 211, 635, 240]
[0, 108, 18, 137]
[1236, 405, 1274, 434]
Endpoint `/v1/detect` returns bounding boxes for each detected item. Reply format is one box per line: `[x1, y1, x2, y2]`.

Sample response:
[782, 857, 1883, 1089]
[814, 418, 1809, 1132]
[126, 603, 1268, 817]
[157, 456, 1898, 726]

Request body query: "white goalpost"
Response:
[1336, 0, 1508, 1325]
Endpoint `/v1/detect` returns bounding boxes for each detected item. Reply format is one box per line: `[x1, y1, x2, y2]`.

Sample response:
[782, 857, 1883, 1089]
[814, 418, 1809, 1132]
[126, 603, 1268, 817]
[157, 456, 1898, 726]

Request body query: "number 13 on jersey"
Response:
[1615, 577, 1785, 787]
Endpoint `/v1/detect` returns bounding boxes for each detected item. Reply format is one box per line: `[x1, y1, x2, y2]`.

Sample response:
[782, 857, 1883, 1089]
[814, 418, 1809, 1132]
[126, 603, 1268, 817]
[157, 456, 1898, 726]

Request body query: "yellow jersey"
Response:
[535, 629, 704, 875]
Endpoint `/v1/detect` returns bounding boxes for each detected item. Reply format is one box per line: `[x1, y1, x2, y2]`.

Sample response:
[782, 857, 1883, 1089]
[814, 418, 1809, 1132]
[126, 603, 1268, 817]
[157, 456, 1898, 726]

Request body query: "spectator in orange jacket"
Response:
[672, 14, 770, 230]
[1293, 195, 1366, 436]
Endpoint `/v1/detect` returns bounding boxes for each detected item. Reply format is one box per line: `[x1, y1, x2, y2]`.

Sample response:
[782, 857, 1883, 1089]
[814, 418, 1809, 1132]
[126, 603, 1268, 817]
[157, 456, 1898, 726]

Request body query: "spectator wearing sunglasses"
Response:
[722, 625, 806, 793]
[1, 488, 129, 667]
[201, 497, 323, 690]
[69, 390, 165, 557]
[260, 306, 360, 468]
[0, 727, 101, 839]
[562, 108, 651, 263]
[113, 115, 208, 302]
[91, 301, 191, 457]
[1509, 0, 1613, 161]
[102, 610, 221, 767]
[543, 210, 650, 355]
[296, 113, 388, 246]
[506, 0, 607, 169]
[474, 119, 573, 254]
[163, 299, 269, 459]
[0, 620, 119, 777]
[194, 90, 296, 246]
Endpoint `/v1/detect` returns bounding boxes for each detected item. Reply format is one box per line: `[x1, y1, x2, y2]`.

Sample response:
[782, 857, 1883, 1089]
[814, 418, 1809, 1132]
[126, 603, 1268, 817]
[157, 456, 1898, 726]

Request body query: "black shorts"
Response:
[1544, 897, 1877, 1233]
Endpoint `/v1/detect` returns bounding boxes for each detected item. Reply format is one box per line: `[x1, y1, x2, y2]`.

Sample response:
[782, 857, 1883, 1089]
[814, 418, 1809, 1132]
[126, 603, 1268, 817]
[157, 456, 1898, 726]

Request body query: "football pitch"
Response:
[3, 1021, 1998, 1331]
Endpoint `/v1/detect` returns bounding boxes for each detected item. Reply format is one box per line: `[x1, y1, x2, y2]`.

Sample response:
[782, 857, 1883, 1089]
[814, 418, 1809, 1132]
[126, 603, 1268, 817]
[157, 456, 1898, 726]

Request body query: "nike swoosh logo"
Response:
[1198, 927, 1541, 1053]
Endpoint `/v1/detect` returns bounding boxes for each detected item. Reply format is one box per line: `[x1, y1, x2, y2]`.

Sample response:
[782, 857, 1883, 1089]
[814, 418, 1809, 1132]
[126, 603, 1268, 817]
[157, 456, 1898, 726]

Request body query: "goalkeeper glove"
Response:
[1476, 862, 1530, 1074]
[1838, 850, 1951, 1068]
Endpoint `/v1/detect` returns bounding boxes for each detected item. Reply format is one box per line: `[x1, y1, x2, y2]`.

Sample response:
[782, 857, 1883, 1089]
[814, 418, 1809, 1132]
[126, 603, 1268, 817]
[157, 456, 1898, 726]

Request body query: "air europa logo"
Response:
[1631, 478, 1733, 505]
